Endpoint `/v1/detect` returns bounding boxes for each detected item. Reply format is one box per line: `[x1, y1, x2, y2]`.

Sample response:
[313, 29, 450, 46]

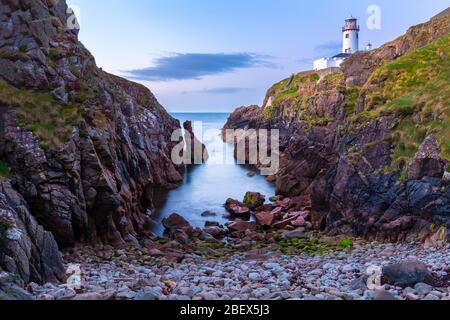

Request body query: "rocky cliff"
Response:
[224, 11, 450, 242]
[0, 0, 184, 283]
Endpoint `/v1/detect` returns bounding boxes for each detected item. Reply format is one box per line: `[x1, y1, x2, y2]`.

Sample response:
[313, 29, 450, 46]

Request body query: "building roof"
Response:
[332, 53, 352, 59]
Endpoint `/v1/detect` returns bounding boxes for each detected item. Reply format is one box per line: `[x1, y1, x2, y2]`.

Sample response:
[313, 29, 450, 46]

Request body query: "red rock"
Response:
[272, 216, 298, 229]
[256, 204, 275, 212]
[291, 216, 306, 227]
[289, 195, 312, 211]
[276, 198, 291, 208]
[227, 220, 257, 232]
[225, 198, 250, 216]
[229, 205, 250, 215]
[162, 213, 192, 232]
[255, 211, 276, 227]
[270, 207, 284, 217]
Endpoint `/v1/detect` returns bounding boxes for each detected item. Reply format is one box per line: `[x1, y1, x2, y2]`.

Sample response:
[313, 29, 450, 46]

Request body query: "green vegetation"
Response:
[263, 72, 320, 118]
[339, 239, 354, 249]
[198, 242, 227, 250]
[18, 44, 28, 53]
[0, 217, 14, 230]
[0, 160, 9, 179]
[352, 33, 450, 166]
[0, 48, 30, 62]
[274, 234, 328, 255]
[48, 48, 64, 60]
[243, 193, 256, 207]
[262, 71, 342, 124]
[0, 80, 82, 149]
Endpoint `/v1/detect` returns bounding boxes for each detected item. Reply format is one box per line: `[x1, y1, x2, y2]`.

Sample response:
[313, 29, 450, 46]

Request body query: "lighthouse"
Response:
[342, 17, 360, 54]
[313, 16, 362, 71]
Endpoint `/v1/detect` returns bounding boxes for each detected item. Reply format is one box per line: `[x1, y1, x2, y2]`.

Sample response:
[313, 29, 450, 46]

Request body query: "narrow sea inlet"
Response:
[150, 113, 276, 235]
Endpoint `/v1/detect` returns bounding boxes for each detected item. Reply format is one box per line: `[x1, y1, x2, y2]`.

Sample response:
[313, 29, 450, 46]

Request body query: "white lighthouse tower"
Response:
[342, 17, 360, 54]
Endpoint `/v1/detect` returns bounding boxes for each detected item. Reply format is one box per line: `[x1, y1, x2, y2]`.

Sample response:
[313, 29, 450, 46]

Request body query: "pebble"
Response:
[26, 241, 450, 301]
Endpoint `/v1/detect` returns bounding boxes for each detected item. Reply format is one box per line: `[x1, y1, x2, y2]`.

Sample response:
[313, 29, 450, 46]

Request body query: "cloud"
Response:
[181, 87, 254, 95]
[125, 53, 274, 81]
[314, 41, 342, 57]
[202, 87, 253, 94]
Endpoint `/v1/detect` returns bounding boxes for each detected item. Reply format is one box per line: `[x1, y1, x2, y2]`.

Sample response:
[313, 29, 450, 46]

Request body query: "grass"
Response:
[0, 80, 82, 149]
[48, 48, 64, 60]
[339, 239, 354, 249]
[352, 32, 450, 164]
[0, 48, 30, 62]
[0, 160, 9, 179]
[262, 71, 341, 124]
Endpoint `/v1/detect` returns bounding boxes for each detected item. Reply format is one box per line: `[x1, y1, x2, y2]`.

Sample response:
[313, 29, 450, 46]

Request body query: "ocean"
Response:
[150, 113, 276, 235]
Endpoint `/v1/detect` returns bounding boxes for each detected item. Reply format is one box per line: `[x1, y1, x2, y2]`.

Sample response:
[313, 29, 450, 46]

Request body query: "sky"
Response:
[67, 0, 449, 112]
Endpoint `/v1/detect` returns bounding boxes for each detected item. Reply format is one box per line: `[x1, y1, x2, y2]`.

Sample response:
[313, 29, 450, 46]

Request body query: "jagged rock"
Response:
[223, 12, 450, 241]
[0, 181, 65, 284]
[0, 0, 184, 252]
[408, 135, 447, 180]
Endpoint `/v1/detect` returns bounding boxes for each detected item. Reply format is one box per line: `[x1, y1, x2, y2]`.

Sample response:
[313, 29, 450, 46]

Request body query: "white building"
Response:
[313, 17, 360, 71]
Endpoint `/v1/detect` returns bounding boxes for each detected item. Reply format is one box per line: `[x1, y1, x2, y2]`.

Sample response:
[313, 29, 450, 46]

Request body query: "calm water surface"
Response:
[150, 113, 276, 235]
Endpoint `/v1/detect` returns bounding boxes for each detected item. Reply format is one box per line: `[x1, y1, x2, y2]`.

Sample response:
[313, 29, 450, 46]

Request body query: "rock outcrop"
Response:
[0, 181, 65, 283]
[0, 0, 184, 282]
[224, 11, 450, 242]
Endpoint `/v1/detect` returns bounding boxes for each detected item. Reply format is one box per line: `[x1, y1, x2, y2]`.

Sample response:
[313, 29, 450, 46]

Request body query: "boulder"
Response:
[282, 230, 306, 240]
[227, 220, 257, 232]
[162, 213, 192, 233]
[408, 135, 447, 180]
[203, 226, 227, 238]
[201, 211, 217, 217]
[382, 260, 432, 287]
[205, 221, 220, 227]
[225, 198, 250, 216]
[255, 211, 276, 227]
[243, 192, 266, 209]
[291, 216, 306, 227]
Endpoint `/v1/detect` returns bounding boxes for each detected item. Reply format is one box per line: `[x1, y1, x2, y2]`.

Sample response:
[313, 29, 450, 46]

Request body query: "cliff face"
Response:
[224, 12, 450, 242]
[0, 0, 183, 282]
